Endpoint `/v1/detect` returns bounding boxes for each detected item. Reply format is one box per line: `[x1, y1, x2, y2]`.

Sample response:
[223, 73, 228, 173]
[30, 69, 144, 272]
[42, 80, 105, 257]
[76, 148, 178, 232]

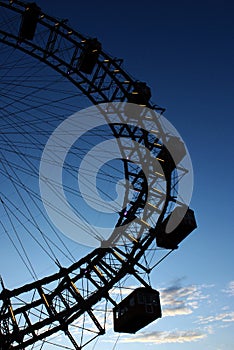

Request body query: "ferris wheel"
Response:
[0, 1, 197, 349]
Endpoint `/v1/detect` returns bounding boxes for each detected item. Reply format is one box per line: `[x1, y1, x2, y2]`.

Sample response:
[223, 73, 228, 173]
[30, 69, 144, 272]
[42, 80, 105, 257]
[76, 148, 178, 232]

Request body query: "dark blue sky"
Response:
[39, 0, 233, 150]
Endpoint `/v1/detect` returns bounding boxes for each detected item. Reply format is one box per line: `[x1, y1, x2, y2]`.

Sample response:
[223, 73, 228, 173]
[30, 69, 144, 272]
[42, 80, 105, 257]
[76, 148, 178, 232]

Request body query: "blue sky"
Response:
[1, 0, 234, 349]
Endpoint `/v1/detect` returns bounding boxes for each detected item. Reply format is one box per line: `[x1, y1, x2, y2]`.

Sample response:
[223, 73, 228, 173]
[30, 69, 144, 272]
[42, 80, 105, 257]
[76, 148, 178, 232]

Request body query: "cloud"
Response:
[163, 306, 193, 316]
[197, 311, 234, 325]
[120, 329, 207, 344]
[160, 283, 207, 317]
[222, 281, 234, 297]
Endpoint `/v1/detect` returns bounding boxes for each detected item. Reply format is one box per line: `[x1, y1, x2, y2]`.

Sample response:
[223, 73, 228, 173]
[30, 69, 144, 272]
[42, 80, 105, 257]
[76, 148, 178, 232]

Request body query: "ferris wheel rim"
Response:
[0, 2, 183, 349]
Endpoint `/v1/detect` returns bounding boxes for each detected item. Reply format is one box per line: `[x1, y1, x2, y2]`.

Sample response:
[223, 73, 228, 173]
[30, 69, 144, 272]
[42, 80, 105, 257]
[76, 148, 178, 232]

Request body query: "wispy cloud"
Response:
[222, 281, 234, 297]
[120, 329, 207, 344]
[160, 282, 208, 317]
[197, 311, 234, 325]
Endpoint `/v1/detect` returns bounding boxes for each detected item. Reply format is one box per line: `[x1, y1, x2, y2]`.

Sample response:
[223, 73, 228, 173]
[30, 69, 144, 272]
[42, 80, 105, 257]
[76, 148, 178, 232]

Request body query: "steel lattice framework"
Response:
[0, 1, 189, 349]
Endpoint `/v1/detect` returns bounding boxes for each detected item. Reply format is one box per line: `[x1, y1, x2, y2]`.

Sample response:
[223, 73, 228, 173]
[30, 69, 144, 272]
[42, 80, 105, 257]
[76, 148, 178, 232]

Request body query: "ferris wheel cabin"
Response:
[78, 38, 102, 74]
[124, 81, 152, 118]
[156, 136, 187, 175]
[19, 2, 41, 41]
[113, 287, 162, 333]
[155, 207, 197, 250]
[127, 81, 152, 105]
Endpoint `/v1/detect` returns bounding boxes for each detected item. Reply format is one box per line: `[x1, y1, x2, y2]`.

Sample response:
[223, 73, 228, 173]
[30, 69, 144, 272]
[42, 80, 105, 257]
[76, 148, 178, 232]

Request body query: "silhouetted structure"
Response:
[113, 287, 162, 333]
[0, 1, 197, 348]
[78, 38, 102, 74]
[156, 136, 187, 177]
[156, 207, 197, 249]
[19, 3, 40, 40]
[128, 81, 151, 106]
